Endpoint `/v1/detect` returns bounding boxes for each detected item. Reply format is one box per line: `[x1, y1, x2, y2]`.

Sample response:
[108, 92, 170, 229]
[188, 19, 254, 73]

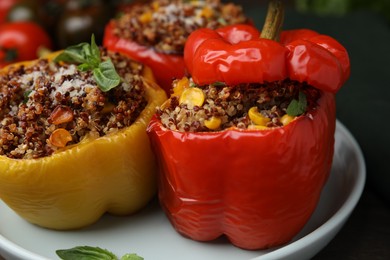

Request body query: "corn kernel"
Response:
[248, 107, 270, 126]
[173, 77, 190, 97]
[139, 11, 152, 23]
[280, 114, 295, 126]
[204, 116, 222, 130]
[199, 7, 214, 19]
[179, 87, 205, 109]
[151, 1, 159, 10]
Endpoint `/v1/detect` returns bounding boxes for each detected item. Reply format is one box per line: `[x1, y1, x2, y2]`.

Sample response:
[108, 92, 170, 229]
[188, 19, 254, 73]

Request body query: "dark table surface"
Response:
[241, 2, 390, 259]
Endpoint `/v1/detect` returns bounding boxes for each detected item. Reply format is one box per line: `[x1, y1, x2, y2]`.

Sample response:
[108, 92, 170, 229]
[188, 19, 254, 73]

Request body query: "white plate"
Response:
[0, 120, 366, 260]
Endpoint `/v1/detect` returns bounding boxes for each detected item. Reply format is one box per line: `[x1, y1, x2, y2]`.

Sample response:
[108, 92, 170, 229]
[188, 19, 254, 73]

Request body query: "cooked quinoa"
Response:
[157, 78, 321, 132]
[0, 48, 147, 159]
[112, 0, 248, 54]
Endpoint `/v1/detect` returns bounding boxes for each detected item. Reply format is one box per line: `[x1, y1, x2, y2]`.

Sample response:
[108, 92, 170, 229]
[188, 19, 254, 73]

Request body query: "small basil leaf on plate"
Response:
[120, 253, 144, 260]
[56, 246, 117, 260]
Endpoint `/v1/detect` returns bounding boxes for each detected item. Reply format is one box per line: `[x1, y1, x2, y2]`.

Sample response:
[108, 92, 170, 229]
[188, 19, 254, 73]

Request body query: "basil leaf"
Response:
[54, 34, 121, 92]
[286, 91, 307, 116]
[120, 253, 144, 260]
[54, 42, 89, 64]
[23, 90, 32, 104]
[90, 34, 101, 66]
[93, 59, 121, 92]
[211, 81, 226, 87]
[78, 63, 93, 72]
[56, 246, 117, 260]
[84, 35, 100, 68]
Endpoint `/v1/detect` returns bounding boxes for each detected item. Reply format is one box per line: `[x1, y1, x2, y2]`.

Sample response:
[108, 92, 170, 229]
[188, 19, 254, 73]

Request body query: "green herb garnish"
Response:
[23, 90, 32, 104]
[286, 91, 307, 116]
[56, 246, 143, 260]
[54, 35, 121, 92]
[211, 81, 226, 87]
[189, 81, 198, 88]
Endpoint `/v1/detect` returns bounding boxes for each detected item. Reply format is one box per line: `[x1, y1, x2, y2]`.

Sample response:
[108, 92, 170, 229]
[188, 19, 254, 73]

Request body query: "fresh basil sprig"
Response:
[54, 35, 121, 92]
[286, 91, 307, 116]
[56, 246, 143, 260]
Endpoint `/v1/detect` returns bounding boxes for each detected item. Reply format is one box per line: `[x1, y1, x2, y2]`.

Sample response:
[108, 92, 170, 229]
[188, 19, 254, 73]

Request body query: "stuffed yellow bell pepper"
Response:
[0, 36, 167, 230]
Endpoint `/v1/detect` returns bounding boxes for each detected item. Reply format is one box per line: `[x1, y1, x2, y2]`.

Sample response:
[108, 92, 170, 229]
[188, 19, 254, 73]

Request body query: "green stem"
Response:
[260, 0, 285, 41]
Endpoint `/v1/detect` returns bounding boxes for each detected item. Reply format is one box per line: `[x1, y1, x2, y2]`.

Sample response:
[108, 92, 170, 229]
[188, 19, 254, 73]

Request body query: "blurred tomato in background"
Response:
[0, 21, 52, 68]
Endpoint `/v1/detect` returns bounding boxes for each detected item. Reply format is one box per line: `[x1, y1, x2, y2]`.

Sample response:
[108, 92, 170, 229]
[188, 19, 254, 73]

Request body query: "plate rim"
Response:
[0, 120, 366, 260]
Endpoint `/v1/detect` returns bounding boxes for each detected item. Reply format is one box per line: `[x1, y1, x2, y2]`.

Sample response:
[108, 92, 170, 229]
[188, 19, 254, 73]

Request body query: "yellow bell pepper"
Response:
[0, 52, 167, 230]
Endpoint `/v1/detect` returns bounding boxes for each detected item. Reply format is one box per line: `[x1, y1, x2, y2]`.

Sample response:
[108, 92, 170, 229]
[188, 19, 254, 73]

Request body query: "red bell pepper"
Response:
[184, 24, 287, 86]
[147, 91, 335, 249]
[147, 1, 350, 250]
[102, 1, 250, 95]
[103, 21, 185, 95]
[185, 26, 350, 93]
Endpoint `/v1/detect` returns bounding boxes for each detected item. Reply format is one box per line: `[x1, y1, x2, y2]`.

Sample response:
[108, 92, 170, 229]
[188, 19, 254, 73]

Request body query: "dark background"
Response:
[236, 1, 390, 259]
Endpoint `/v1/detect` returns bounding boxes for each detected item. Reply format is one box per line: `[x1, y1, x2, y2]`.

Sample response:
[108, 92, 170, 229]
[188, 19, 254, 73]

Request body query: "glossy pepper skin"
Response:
[0, 53, 167, 230]
[185, 24, 350, 93]
[103, 21, 185, 95]
[148, 92, 335, 249]
[147, 24, 350, 249]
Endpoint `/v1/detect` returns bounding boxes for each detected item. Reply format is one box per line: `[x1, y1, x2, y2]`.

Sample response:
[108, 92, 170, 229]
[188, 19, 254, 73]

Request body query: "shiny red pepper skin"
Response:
[185, 25, 350, 93]
[184, 24, 287, 86]
[103, 21, 185, 95]
[281, 30, 350, 93]
[147, 91, 336, 249]
[147, 23, 350, 250]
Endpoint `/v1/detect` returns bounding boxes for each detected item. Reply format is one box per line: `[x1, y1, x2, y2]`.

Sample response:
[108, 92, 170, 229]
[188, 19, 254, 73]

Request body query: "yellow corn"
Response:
[179, 87, 205, 108]
[248, 107, 270, 126]
[139, 11, 153, 23]
[204, 116, 222, 130]
[173, 77, 190, 97]
[280, 114, 295, 126]
[199, 7, 214, 19]
[151, 1, 159, 10]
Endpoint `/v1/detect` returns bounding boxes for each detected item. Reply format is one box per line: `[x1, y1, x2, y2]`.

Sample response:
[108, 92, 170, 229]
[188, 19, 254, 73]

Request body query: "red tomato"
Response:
[0, 0, 19, 23]
[0, 21, 52, 68]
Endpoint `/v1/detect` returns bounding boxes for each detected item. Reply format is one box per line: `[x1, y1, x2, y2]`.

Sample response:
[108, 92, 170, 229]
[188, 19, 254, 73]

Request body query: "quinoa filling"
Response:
[157, 78, 321, 132]
[0, 49, 147, 159]
[112, 0, 248, 54]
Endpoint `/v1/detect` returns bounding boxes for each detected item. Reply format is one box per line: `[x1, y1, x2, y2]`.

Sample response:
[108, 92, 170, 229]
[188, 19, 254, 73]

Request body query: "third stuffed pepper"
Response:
[103, 0, 249, 94]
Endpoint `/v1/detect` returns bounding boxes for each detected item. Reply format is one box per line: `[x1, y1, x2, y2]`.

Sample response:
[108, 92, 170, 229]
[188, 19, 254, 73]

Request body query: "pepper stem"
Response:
[260, 0, 285, 41]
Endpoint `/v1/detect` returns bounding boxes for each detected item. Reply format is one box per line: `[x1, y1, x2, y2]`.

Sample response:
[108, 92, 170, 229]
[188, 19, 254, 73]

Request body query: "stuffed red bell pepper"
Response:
[103, 0, 249, 95]
[147, 1, 350, 250]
